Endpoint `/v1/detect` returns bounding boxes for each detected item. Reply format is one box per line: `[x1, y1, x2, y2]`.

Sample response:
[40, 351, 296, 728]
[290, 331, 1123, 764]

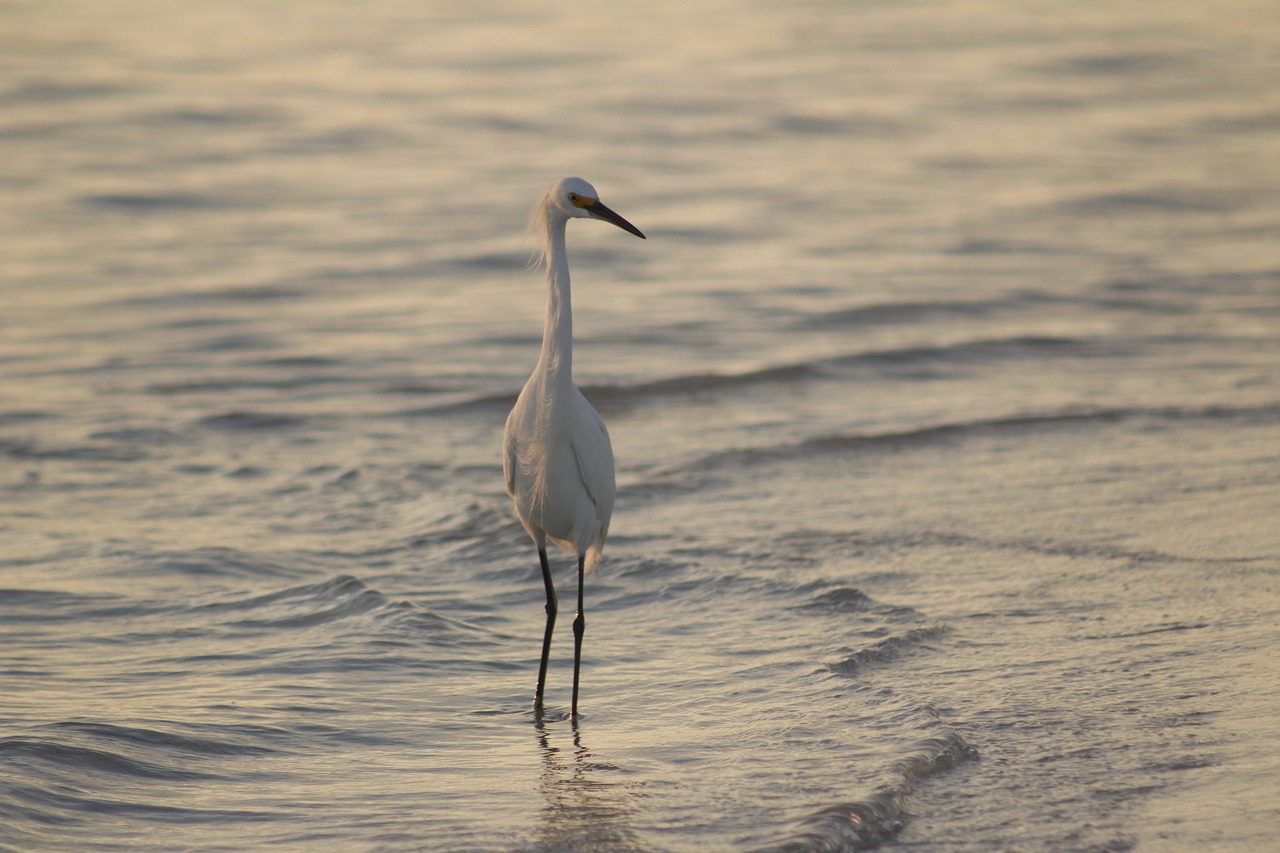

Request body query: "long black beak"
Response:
[590, 200, 646, 239]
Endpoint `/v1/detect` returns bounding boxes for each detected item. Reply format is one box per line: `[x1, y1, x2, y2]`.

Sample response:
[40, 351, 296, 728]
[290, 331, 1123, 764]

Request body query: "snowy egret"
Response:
[503, 177, 645, 717]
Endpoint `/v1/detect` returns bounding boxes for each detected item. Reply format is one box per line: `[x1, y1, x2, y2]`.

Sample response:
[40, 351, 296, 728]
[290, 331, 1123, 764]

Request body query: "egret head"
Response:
[540, 177, 646, 239]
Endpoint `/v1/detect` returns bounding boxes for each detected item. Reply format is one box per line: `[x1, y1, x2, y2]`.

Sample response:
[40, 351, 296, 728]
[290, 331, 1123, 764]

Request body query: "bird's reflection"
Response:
[532, 716, 645, 852]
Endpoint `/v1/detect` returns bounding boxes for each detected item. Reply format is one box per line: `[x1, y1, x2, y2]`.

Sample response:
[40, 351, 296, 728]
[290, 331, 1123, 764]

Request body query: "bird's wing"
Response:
[569, 388, 616, 528]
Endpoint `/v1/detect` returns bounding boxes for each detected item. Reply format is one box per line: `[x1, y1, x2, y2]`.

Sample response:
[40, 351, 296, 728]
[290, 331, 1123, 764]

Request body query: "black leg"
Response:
[571, 552, 586, 717]
[535, 547, 557, 714]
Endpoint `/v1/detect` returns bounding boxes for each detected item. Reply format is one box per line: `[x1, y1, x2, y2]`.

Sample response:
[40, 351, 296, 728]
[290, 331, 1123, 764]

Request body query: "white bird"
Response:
[503, 177, 645, 718]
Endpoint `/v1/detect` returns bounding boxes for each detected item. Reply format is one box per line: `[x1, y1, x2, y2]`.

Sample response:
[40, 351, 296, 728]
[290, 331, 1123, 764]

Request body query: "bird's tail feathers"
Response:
[584, 542, 604, 578]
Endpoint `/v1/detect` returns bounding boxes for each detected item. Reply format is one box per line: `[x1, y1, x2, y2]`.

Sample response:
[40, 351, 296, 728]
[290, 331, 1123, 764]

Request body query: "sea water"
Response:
[2, 1, 1279, 850]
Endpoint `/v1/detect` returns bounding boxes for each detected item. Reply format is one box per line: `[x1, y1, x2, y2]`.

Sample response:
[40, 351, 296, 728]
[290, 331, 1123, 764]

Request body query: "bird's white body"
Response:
[502, 177, 644, 716]
[504, 355, 615, 571]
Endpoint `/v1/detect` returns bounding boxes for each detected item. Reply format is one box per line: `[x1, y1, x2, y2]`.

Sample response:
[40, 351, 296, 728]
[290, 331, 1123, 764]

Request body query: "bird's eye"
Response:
[567, 193, 579, 203]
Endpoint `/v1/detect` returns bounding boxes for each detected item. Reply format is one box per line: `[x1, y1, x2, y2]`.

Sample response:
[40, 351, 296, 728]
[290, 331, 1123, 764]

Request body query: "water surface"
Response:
[3, 1, 1279, 850]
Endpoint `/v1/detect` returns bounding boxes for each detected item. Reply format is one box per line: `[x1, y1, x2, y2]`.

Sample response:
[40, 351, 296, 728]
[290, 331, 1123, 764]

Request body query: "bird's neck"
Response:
[537, 218, 573, 383]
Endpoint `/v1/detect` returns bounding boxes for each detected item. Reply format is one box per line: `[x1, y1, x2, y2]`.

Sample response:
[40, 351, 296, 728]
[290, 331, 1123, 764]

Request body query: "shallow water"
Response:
[3, 0, 1279, 850]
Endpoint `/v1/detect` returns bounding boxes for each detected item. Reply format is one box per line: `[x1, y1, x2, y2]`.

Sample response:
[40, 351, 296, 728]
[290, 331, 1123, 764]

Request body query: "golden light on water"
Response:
[3, 0, 1279, 849]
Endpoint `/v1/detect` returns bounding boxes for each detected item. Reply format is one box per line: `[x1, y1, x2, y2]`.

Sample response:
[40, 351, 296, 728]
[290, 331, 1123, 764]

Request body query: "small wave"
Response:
[183, 332, 283, 353]
[796, 585, 921, 622]
[944, 238, 1063, 255]
[777, 526, 1266, 573]
[204, 576, 386, 630]
[1080, 620, 1211, 640]
[48, 722, 280, 757]
[88, 427, 182, 445]
[408, 498, 512, 540]
[414, 336, 1093, 418]
[797, 299, 1001, 329]
[443, 250, 529, 270]
[310, 258, 442, 283]
[1060, 188, 1234, 216]
[192, 575, 501, 647]
[0, 410, 56, 426]
[110, 283, 306, 309]
[832, 335, 1085, 369]
[827, 626, 950, 677]
[793, 584, 875, 612]
[2, 80, 132, 103]
[400, 389, 517, 417]
[274, 125, 416, 155]
[404, 362, 822, 417]
[97, 546, 317, 581]
[0, 778, 277, 831]
[1038, 51, 1176, 78]
[590, 337, 1085, 406]
[379, 600, 509, 647]
[758, 790, 904, 853]
[752, 722, 975, 852]
[681, 402, 1280, 473]
[156, 547, 315, 579]
[616, 557, 694, 580]
[150, 374, 355, 395]
[135, 106, 278, 127]
[582, 362, 823, 404]
[0, 738, 218, 782]
[0, 438, 148, 462]
[1199, 108, 1280, 135]
[80, 192, 237, 213]
[195, 411, 309, 431]
[772, 111, 907, 138]
[0, 588, 180, 625]
[258, 355, 344, 369]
